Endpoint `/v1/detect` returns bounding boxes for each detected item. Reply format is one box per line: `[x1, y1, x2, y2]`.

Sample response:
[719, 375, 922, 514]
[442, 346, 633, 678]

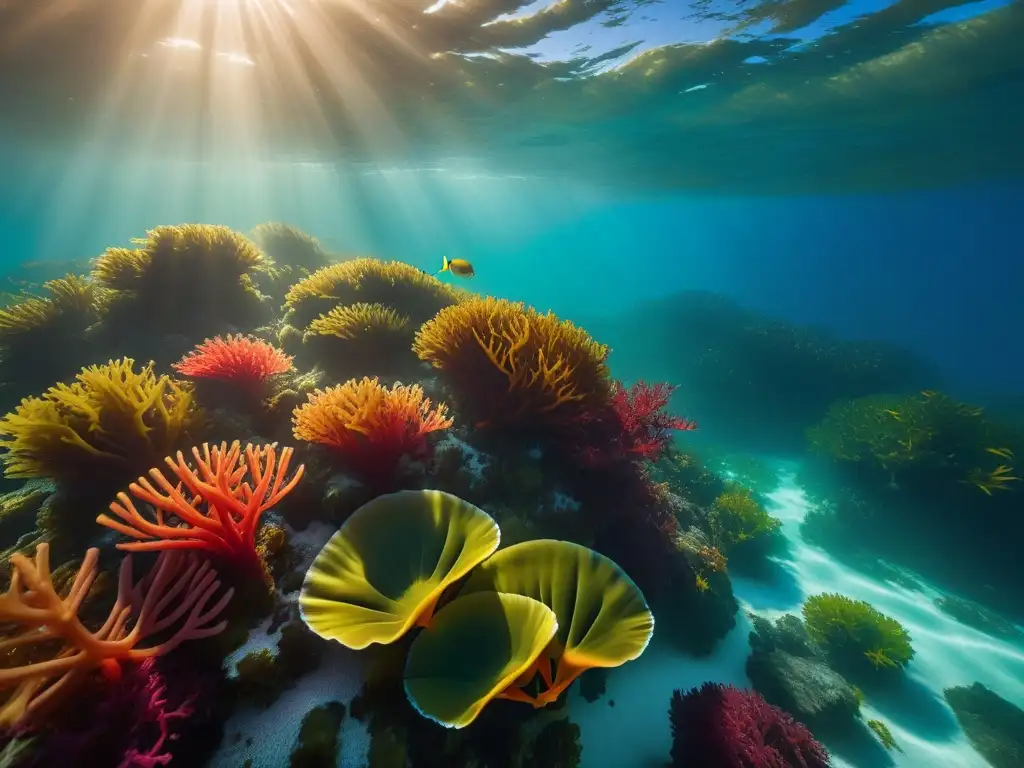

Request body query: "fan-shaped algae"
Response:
[299, 489, 500, 650]
[460, 539, 654, 706]
[404, 591, 558, 728]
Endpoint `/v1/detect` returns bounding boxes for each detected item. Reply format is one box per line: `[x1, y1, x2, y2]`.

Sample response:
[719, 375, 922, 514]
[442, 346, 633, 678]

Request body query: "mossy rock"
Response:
[290, 701, 346, 768]
[234, 648, 289, 708]
[277, 620, 326, 679]
[934, 595, 1024, 643]
[945, 683, 1024, 768]
[526, 719, 583, 768]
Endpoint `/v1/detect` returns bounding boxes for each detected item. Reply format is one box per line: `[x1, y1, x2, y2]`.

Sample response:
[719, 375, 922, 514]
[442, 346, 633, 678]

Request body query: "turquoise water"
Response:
[0, 0, 1022, 766]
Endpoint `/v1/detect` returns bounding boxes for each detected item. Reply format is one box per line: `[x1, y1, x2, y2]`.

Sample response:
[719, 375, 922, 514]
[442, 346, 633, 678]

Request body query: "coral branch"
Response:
[0, 544, 232, 727]
[96, 441, 305, 579]
[292, 377, 452, 490]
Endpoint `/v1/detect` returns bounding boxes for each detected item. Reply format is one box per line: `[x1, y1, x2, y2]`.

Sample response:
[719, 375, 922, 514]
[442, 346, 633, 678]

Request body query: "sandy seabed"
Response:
[211, 473, 1024, 768]
[573, 471, 1024, 768]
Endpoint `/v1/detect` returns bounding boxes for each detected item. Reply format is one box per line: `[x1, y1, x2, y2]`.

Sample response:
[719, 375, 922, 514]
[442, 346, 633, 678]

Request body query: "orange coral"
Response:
[413, 296, 611, 431]
[292, 376, 452, 489]
[0, 544, 232, 727]
[96, 441, 304, 581]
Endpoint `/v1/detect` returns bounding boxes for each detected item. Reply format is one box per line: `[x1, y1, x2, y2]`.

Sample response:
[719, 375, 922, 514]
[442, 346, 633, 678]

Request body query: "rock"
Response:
[945, 683, 1024, 768]
[657, 552, 739, 656]
[935, 595, 1024, 643]
[748, 612, 823, 660]
[747, 650, 860, 730]
[579, 668, 607, 703]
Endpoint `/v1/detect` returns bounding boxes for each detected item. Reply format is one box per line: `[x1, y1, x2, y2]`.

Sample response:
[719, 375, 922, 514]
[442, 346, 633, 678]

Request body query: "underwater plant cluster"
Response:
[0, 222, 793, 767]
[0, 222, 1018, 767]
[598, 288, 1024, 623]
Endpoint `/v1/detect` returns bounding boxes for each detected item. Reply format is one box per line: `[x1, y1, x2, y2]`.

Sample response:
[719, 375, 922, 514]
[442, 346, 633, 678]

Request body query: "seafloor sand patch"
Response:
[573, 470, 1024, 768]
[211, 521, 371, 768]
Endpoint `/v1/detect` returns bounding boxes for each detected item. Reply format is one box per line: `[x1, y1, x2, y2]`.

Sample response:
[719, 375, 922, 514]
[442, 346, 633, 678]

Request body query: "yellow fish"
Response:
[437, 256, 475, 279]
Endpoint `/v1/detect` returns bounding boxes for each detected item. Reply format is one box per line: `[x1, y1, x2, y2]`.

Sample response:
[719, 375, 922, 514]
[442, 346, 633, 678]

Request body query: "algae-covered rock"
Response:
[527, 719, 583, 768]
[0, 480, 52, 551]
[579, 669, 607, 704]
[277, 620, 325, 679]
[235, 648, 289, 708]
[935, 595, 1024, 643]
[749, 612, 823, 660]
[945, 683, 1024, 768]
[367, 724, 407, 768]
[747, 649, 860, 730]
[289, 701, 346, 768]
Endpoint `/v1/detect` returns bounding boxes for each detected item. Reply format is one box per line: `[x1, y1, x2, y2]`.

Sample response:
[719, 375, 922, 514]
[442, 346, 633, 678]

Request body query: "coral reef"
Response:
[668, 682, 831, 767]
[413, 296, 610, 435]
[0, 229, 904, 765]
[292, 377, 452, 490]
[0, 358, 204, 492]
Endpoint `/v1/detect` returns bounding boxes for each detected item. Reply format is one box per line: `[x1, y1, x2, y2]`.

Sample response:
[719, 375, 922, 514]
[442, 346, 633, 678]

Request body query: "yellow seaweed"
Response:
[299, 489, 500, 650]
[459, 539, 653, 706]
[404, 591, 557, 729]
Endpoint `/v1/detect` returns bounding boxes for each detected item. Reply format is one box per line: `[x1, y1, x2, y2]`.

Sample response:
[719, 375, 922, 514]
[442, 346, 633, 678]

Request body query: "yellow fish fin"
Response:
[437, 256, 450, 275]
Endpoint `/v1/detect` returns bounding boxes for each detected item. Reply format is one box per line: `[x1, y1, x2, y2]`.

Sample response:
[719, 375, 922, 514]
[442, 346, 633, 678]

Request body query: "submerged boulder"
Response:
[747, 649, 861, 731]
[945, 683, 1024, 768]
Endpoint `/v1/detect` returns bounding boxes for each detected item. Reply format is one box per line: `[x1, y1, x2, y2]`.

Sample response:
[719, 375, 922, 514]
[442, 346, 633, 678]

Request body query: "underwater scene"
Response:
[0, 0, 1023, 766]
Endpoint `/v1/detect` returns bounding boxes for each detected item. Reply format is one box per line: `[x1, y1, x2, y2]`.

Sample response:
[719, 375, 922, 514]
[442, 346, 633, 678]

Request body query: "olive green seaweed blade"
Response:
[299, 489, 501, 650]
[460, 539, 654, 670]
[404, 591, 559, 728]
